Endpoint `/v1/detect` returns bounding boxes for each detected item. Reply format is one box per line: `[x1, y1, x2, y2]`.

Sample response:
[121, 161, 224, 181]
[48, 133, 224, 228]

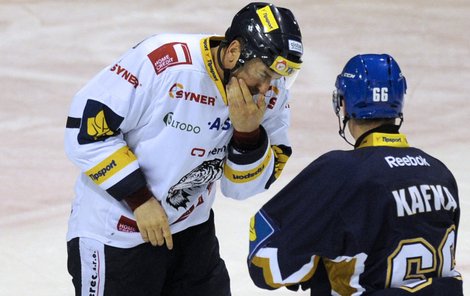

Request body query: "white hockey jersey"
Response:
[65, 33, 293, 248]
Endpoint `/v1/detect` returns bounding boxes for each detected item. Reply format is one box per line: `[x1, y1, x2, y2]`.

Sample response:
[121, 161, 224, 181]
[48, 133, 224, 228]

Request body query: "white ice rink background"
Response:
[1, 1, 469, 295]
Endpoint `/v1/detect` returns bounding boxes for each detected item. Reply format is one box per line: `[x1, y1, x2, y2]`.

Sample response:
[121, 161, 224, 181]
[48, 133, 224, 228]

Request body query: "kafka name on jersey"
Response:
[392, 184, 457, 217]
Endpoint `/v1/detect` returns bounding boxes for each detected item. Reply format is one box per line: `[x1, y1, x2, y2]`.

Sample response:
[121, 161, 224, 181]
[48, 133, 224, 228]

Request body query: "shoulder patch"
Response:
[147, 42, 192, 75]
[78, 99, 124, 144]
[248, 210, 279, 260]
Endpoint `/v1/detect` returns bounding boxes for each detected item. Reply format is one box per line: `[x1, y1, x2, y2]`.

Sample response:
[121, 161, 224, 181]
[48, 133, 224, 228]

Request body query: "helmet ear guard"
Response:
[222, 2, 303, 87]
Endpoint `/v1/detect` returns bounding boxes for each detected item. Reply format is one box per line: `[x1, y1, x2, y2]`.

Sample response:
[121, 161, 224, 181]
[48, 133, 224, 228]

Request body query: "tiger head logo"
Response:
[166, 158, 225, 209]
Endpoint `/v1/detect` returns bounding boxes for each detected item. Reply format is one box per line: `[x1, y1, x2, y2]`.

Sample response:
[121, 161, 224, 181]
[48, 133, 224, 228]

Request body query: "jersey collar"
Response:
[356, 124, 410, 149]
[200, 37, 227, 105]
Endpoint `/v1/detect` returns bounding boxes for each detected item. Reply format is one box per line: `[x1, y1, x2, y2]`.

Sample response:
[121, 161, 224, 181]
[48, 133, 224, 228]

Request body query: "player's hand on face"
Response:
[134, 198, 173, 250]
[226, 77, 266, 132]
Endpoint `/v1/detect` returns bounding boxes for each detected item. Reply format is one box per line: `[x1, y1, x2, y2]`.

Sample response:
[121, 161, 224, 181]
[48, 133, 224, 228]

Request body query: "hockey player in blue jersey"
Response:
[247, 54, 463, 295]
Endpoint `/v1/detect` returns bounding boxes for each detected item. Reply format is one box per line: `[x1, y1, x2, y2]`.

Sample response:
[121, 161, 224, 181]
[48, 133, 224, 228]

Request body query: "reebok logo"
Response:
[384, 155, 430, 168]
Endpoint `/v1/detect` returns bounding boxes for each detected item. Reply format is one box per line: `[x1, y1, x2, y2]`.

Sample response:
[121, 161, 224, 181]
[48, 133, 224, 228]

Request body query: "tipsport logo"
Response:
[163, 112, 201, 134]
[256, 5, 279, 32]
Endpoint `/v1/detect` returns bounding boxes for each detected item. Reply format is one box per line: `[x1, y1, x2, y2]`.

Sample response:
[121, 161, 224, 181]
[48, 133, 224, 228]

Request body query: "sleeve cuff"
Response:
[228, 125, 269, 165]
[123, 186, 153, 211]
[231, 127, 261, 152]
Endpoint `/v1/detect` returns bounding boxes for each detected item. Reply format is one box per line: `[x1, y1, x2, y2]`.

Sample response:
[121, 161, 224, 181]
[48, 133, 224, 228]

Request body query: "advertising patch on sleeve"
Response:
[147, 42, 192, 75]
[78, 99, 124, 144]
[248, 210, 279, 260]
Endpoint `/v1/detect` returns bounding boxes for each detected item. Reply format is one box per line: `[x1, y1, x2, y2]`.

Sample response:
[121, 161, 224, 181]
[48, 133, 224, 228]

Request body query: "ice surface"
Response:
[1, 1, 469, 295]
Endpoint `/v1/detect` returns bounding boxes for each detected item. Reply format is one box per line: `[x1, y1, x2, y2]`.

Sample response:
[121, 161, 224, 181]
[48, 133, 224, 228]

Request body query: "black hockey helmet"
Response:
[224, 2, 303, 84]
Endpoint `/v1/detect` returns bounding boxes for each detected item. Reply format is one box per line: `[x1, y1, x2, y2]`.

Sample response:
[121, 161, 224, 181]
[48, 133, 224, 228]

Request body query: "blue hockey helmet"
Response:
[333, 54, 407, 120]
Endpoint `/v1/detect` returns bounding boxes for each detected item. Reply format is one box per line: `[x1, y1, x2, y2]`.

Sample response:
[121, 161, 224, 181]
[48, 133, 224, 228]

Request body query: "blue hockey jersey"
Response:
[248, 129, 463, 295]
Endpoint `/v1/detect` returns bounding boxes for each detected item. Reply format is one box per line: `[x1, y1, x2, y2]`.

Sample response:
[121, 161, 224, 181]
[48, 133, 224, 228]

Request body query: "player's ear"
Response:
[224, 40, 241, 69]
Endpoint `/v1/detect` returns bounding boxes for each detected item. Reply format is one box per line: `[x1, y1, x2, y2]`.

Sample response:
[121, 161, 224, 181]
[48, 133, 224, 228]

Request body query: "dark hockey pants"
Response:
[67, 210, 231, 296]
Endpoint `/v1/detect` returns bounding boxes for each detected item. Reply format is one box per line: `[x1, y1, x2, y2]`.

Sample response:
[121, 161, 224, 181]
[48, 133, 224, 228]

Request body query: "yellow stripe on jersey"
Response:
[323, 257, 359, 295]
[252, 254, 320, 289]
[357, 132, 409, 149]
[86, 146, 137, 185]
[224, 148, 272, 183]
[200, 37, 227, 105]
[252, 256, 283, 288]
[249, 216, 257, 241]
[271, 145, 290, 180]
[438, 225, 457, 277]
[399, 278, 433, 293]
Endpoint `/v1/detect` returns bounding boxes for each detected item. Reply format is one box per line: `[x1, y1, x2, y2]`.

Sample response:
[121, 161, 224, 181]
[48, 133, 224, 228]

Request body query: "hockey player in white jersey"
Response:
[64, 2, 303, 296]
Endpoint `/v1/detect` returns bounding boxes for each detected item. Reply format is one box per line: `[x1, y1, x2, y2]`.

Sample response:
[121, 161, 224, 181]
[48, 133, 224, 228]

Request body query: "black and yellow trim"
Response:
[200, 37, 227, 104]
[323, 257, 359, 295]
[66, 116, 81, 128]
[399, 278, 433, 293]
[86, 146, 137, 185]
[265, 144, 292, 189]
[224, 148, 272, 183]
[357, 132, 409, 149]
[251, 255, 319, 289]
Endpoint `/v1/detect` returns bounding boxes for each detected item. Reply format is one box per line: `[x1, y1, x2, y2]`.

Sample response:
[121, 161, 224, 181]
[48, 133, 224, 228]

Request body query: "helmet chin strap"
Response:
[338, 114, 405, 148]
[338, 115, 355, 147]
[397, 114, 404, 129]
